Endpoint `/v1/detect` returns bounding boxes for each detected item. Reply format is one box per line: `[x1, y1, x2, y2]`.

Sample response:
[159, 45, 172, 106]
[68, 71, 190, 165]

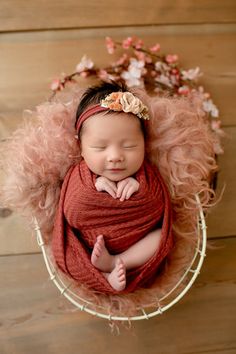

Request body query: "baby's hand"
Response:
[116, 177, 139, 201]
[95, 176, 117, 199]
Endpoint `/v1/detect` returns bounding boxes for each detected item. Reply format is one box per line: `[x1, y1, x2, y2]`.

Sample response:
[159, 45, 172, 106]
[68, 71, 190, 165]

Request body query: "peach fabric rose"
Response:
[120, 92, 142, 115]
[101, 92, 149, 120]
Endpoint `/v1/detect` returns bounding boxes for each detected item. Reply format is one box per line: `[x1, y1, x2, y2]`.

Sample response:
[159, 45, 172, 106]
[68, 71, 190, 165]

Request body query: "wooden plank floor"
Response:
[1, 238, 235, 354]
[1, 2, 236, 353]
[1, 25, 235, 126]
[1, 1, 235, 32]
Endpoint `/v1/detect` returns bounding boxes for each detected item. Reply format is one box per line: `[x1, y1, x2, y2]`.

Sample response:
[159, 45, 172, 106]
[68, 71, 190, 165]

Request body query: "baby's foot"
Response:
[106, 258, 126, 292]
[91, 235, 115, 272]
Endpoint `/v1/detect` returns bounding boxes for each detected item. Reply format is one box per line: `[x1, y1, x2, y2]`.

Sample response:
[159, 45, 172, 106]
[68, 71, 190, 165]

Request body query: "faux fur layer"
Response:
[0, 84, 219, 317]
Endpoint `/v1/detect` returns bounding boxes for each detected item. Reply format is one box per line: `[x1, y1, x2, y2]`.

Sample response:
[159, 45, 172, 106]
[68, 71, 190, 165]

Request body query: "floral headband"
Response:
[76, 91, 149, 134]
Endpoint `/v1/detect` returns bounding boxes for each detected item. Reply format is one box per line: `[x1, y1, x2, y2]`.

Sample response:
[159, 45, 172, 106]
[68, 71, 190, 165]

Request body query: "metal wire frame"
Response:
[34, 194, 207, 321]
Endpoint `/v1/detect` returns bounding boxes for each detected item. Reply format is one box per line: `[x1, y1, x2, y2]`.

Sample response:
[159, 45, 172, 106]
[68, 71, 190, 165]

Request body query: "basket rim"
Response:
[34, 194, 207, 321]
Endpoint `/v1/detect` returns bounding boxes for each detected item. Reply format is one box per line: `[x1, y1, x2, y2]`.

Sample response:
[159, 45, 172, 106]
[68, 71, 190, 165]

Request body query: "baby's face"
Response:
[80, 111, 145, 182]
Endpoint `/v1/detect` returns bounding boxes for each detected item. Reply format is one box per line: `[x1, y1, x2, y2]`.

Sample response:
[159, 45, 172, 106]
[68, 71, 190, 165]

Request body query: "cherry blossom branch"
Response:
[49, 36, 223, 155]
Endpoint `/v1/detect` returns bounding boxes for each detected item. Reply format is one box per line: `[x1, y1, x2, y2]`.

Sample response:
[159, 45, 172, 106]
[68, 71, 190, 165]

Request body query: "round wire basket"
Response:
[34, 194, 207, 322]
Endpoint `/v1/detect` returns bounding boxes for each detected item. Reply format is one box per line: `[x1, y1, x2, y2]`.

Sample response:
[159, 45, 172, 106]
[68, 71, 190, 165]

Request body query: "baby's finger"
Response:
[107, 181, 117, 194]
[125, 186, 136, 200]
[120, 184, 130, 201]
[105, 184, 117, 199]
[116, 180, 127, 198]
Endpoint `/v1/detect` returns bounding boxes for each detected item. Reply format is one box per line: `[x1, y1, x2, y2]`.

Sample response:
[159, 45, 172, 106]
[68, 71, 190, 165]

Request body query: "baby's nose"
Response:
[107, 148, 124, 162]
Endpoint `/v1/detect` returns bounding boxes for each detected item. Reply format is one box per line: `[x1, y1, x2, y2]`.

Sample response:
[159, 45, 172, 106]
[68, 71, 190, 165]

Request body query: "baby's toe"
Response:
[97, 235, 104, 244]
[119, 275, 125, 282]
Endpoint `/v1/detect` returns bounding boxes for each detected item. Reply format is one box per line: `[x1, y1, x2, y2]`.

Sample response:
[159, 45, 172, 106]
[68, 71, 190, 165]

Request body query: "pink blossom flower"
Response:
[181, 67, 202, 81]
[98, 69, 116, 81]
[165, 54, 179, 64]
[76, 55, 94, 73]
[142, 67, 147, 75]
[155, 61, 170, 72]
[213, 141, 224, 155]
[171, 68, 180, 82]
[171, 68, 178, 75]
[121, 70, 142, 86]
[134, 50, 151, 64]
[50, 79, 63, 91]
[203, 99, 219, 117]
[121, 58, 145, 87]
[98, 69, 108, 80]
[105, 36, 116, 54]
[170, 74, 179, 86]
[149, 43, 161, 53]
[130, 58, 145, 70]
[145, 56, 152, 64]
[178, 85, 190, 95]
[205, 93, 210, 99]
[134, 50, 146, 61]
[80, 71, 89, 78]
[115, 53, 128, 66]
[211, 120, 221, 131]
[197, 86, 210, 99]
[155, 74, 173, 88]
[122, 37, 133, 49]
[134, 39, 144, 50]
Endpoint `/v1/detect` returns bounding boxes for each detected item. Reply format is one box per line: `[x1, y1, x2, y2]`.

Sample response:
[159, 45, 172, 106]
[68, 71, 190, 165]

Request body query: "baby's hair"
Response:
[75, 81, 127, 128]
[75, 80, 147, 139]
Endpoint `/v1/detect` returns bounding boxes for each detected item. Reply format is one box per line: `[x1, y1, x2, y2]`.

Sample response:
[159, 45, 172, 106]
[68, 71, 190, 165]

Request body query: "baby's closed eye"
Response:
[123, 145, 138, 149]
[90, 146, 106, 150]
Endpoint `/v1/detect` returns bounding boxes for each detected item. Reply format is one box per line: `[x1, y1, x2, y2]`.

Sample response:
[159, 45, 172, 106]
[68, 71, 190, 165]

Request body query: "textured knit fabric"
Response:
[52, 159, 173, 294]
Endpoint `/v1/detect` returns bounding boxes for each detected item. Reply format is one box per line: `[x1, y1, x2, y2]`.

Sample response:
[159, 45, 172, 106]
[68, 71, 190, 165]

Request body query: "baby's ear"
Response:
[75, 134, 83, 156]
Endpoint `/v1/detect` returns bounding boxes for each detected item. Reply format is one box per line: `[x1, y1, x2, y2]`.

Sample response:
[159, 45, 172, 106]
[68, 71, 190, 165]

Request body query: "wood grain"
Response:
[0, 25, 236, 125]
[0, 211, 36, 255]
[1, 0, 236, 32]
[1, 2, 235, 353]
[0, 237, 235, 354]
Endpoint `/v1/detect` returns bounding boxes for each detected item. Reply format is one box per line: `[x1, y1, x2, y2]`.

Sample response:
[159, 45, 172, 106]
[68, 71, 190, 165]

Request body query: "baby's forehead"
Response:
[81, 111, 143, 141]
[83, 111, 140, 128]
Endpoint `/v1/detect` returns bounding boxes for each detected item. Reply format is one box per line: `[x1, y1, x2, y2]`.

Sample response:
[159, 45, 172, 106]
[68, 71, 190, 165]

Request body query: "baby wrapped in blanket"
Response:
[52, 82, 174, 294]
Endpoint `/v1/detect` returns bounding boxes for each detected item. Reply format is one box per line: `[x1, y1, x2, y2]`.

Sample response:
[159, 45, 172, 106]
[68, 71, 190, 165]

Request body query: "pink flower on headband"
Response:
[101, 92, 149, 120]
[120, 92, 143, 114]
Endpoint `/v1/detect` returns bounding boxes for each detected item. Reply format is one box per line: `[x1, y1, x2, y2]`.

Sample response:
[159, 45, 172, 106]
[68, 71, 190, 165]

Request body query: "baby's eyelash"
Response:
[91, 146, 106, 149]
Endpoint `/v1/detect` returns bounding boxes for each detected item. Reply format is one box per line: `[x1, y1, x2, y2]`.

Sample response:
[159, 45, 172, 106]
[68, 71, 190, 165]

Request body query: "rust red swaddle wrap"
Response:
[52, 159, 173, 294]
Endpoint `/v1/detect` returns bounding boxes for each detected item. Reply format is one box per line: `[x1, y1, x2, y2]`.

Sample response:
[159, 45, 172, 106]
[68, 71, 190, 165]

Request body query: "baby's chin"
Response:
[106, 175, 128, 182]
[102, 171, 130, 182]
